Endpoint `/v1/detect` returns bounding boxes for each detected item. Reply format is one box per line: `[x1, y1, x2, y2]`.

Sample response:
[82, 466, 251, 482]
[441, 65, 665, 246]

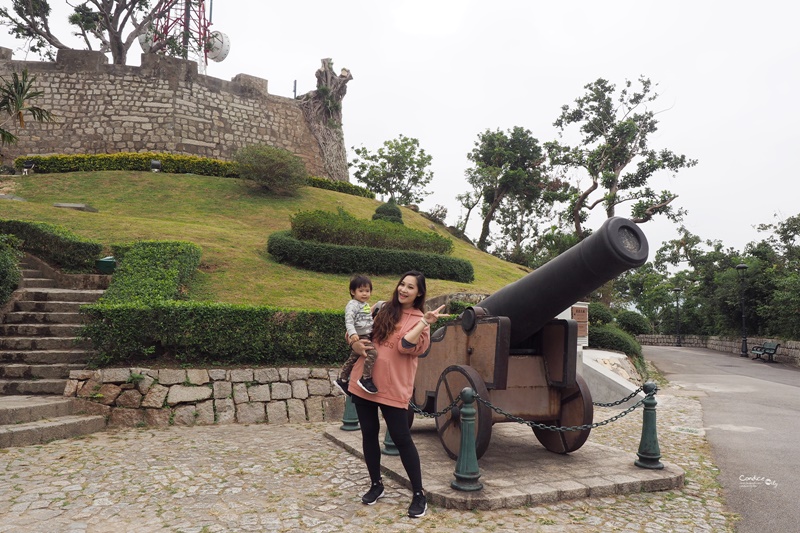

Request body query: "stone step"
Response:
[0, 364, 85, 380]
[2, 311, 84, 324]
[0, 337, 91, 351]
[16, 288, 104, 303]
[0, 350, 93, 365]
[0, 379, 68, 395]
[0, 323, 84, 337]
[0, 395, 76, 424]
[19, 278, 57, 289]
[0, 413, 107, 448]
[14, 301, 85, 313]
[20, 268, 44, 278]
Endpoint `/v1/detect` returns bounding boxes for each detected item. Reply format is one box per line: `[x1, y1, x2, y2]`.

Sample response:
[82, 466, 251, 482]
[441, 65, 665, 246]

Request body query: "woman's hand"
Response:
[423, 305, 447, 325]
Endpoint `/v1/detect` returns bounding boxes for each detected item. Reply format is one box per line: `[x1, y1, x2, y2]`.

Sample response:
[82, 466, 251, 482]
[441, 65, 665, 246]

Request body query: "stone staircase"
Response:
[0, 257, 108, 447]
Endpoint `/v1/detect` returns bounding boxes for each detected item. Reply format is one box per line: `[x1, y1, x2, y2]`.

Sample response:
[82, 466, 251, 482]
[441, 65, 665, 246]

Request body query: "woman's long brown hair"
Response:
[371, 271, 427, 343]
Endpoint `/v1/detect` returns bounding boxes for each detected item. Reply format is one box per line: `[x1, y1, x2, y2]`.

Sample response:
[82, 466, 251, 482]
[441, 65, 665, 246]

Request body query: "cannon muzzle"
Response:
[465, 217, 648, 347]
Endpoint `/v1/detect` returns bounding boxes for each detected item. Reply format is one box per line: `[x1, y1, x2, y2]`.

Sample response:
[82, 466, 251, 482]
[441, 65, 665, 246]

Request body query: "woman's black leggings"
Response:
[353, 396, 423, 492]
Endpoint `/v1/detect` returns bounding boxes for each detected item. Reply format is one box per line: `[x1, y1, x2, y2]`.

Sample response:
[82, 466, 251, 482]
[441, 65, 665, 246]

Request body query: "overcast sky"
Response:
[4, 1, 799, 257]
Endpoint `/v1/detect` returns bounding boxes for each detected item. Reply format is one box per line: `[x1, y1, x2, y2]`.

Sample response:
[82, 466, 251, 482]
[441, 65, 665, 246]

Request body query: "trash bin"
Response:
[95, 256, 116, 274]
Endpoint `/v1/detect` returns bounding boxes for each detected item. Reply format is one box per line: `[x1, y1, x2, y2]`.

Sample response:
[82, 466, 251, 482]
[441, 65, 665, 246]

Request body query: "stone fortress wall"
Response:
[0, 47, 329, 177]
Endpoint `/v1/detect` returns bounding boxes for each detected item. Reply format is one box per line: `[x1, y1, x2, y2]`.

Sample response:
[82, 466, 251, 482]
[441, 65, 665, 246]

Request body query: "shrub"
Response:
[372, 200, 403, 224]
[616, 309, 652, 335]
[0, 234, 23, 305]
[13, 153, 238, 177]
[268, 230, 473, 282]
[588, 323, 642, 357]
[233, 144, 308, 195]
[0, 219, 102, 272]
[422, 204, 448, 225]
[588, 301, 613, 325]
[307, 176, 375, 198]
[291, 208, 453, 255]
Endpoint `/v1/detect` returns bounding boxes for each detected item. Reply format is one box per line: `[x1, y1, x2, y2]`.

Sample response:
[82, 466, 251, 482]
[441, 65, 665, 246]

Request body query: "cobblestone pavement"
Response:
[0, 381, 738, 532]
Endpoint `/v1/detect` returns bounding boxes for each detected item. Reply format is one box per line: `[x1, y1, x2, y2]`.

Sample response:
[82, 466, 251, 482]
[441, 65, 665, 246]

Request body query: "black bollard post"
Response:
[382, 429, 399, 455]
[634, 382, 664, 469]
[451, 387, 483, 491]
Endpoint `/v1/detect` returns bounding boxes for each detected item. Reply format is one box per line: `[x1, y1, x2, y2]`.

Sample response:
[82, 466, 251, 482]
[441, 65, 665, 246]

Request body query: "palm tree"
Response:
[0, 68, 54, 147]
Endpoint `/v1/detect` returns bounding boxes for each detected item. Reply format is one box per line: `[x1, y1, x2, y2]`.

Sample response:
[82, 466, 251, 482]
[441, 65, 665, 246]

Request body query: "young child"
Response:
[336, 274, 379, 394]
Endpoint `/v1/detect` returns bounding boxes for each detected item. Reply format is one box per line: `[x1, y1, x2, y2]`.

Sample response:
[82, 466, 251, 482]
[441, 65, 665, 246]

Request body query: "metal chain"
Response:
[592, 386, 644, 407]
[408, 396, 461, 418]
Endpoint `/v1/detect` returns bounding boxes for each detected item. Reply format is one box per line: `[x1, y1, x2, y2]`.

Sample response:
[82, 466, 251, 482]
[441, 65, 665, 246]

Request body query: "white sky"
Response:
[4, 1, 799, 256]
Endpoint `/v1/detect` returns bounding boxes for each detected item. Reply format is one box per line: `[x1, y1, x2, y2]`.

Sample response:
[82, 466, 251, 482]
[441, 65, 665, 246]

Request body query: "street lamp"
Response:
[736, 263, 748, 357]
[672, 287, 682, 347]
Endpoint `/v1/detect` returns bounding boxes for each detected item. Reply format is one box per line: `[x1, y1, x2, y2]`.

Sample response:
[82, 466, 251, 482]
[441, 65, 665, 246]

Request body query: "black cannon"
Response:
[412, 217, 648, 459]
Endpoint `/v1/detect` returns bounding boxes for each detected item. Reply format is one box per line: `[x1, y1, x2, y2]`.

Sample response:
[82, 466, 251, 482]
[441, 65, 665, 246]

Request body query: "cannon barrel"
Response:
[468, 217, 648, 347]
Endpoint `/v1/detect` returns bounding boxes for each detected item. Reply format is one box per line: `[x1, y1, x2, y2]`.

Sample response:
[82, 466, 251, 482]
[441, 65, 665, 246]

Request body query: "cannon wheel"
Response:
[434, 365, 492, 460]
[532, 374, 593, 454]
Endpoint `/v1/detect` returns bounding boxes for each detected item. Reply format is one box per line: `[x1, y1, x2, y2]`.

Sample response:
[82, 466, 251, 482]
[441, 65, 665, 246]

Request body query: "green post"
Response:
[340, 395, 360, 431]
[451, 387, 483, 491]
[382, 429, 399, 455]
[634, 382, 664, 469]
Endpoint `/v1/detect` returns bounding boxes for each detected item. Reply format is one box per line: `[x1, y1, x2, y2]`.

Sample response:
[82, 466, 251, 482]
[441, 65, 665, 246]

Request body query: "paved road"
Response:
[644, 345, 800, 533]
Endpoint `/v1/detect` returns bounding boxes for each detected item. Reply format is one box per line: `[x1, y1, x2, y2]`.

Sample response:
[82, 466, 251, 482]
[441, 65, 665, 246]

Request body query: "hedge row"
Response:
[100, 241, 202, 304]
[587, 323, 642, 357]
[267, 230, 474, 283]
[306, 176, 374, 199]
[0, 219, 102, 271]
[0, 234, 23, 305]
[14, 152, 238, 177]
[291, 208, 453, 255]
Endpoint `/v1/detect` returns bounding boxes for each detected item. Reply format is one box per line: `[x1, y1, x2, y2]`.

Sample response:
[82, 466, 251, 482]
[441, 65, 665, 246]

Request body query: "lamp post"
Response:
[672, 287, 682, 347]
[736, 263, 748, 357]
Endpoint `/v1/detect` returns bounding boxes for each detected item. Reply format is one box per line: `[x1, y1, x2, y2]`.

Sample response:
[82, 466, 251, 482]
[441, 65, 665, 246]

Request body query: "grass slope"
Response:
[0, 171, 528, 310]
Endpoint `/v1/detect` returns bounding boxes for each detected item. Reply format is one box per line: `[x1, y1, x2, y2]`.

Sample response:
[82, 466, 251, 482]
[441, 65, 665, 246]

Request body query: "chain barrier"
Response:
[409, 388, 657, 433]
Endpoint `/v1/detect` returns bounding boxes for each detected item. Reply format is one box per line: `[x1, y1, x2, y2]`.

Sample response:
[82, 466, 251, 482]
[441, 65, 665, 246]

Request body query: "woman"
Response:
[347, 270, 446, 519]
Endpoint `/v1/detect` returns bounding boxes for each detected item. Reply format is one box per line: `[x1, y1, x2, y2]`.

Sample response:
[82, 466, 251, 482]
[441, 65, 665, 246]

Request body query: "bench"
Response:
[751, 341, 780, 363]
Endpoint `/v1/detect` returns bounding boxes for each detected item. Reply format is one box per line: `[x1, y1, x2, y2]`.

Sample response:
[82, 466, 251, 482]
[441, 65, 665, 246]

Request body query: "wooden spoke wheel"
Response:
[434, 365, 492, 460]
[532, 374, 593, 454]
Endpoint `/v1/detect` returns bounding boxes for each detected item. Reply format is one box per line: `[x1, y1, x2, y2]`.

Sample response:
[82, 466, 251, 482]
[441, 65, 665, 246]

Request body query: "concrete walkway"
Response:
[0, 381, 736, 532]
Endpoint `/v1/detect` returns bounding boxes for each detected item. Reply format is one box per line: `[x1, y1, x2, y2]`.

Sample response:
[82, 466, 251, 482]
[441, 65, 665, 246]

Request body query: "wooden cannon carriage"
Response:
[412, 217, 649, 460]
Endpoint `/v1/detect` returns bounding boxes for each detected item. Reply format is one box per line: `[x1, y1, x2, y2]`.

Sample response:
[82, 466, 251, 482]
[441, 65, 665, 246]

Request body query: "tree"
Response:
[350, 134, 433, 205]
[0, 68, 54, 148]
[1, 1, 180, 65]
[464, 126, 569, 252]
[546, 77, 697, 238]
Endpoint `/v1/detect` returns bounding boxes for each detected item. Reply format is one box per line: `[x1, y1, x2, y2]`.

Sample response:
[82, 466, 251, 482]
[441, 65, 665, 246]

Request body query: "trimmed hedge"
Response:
[588, 323, 642, 357]
[307, 176, 375, 198]
[616, 309, 652, 335]
[291, 208, 453, 255]
[0, 219, 102, 271]
[0, 234, 23, 305]
[14, 152, 238, 177]
[268, 230, 474, 283]
[373, 201, 403, 224]
[588, 301, 614, 325]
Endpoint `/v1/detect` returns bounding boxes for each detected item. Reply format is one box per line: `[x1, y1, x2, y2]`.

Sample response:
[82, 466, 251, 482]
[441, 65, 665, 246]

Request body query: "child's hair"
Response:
[349, 274, 373, 296]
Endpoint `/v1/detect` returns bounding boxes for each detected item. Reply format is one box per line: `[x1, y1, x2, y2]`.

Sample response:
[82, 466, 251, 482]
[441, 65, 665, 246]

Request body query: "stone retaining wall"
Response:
[64, 366, 347, 428]
[637, 334, 800, 367]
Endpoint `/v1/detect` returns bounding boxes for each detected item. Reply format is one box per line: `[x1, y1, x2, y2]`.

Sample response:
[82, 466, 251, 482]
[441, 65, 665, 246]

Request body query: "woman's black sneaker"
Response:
[362, 481, 384, 505]
[408, 490, 427, 517]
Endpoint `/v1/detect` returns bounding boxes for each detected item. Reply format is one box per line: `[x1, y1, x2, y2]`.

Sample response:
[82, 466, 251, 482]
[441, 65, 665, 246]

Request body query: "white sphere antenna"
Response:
[207, 31, 231, 62]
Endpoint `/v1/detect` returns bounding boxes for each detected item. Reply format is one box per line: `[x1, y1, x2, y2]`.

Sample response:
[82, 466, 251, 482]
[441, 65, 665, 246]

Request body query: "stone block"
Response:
[116, 389, 143, 409]
[214, 398, 235, 424]
[100, 368, 130, 383]
[236, 402, 266, 424]
[307, 379, 332, 396]
[186, 369, 210, 385]
[266, 401, 288, 424]
[232, 383, 249, 404]
[230, 369, 254, 382]
[208, 369, 227, 381]
[136, 374, 155, 395]
[271, 382, 292, 400]
[69, 370, 98, 380]
[158, 369, 186, 385]
[167, 385, 212, 406]
[287, 368, 311, 381]
[77, 378, 102, 398]
[278, 368, 290, 381]
[291, 380, 309, 399]
[287, 399, 307, 423]
[142, 383, 168, 408]
[323, 396, 345, 422]
[195, 399, 215, 425]
[109, 408, 146, 427]
[254, 368, 279, 383]
[310, 368, 330, 379]
[173, 404, 199, 426]
[247, 384, 271, 402]
[306, 397, 324, 422]
[144, 408, 171, 427]
[213, 381, 232, 399]
[97, 384, 122, 406]
[63, 380, 79, 397]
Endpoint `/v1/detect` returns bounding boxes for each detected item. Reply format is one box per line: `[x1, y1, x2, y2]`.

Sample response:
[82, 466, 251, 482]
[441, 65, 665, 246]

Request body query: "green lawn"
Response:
[1, 171, 528, 310]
